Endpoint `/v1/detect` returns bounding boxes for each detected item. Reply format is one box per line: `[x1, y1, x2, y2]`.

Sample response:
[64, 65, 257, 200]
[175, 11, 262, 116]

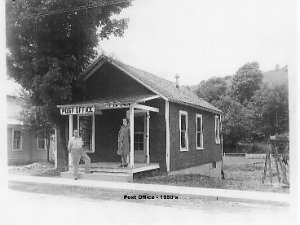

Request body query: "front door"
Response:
[134, 112, 148, 163]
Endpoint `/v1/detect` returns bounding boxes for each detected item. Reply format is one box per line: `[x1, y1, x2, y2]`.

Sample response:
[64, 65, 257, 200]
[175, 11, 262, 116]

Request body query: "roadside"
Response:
[135, 156, 289, 193]
[8, 162, 60, 177]
[2, 189, 294, 225]
[8, 179, 288, 213]
[8, 156, 290, 194]
[7, 175, 289, 205]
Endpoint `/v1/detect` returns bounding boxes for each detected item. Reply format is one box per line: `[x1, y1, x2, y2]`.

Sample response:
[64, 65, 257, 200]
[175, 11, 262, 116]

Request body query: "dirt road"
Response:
[3, 180, 293, 225]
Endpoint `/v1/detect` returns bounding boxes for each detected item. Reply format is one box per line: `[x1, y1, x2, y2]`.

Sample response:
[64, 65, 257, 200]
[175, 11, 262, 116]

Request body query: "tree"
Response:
[213, 96, 254, 152]
[230, 62, 263, 106]
[6, 0, 132, 170]
[19, 89, 55, 162]
[251, 83, 289, 141]
[196, 77, 228, 103]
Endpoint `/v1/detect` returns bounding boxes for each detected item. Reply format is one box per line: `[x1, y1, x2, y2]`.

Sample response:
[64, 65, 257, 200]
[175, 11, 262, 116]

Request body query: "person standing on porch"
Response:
[117, 118, 130, 167]
[68, 129, 91, 180]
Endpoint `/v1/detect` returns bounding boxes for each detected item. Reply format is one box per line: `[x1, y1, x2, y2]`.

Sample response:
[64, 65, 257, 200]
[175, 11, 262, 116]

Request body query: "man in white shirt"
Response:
[68, 129, 91, 180]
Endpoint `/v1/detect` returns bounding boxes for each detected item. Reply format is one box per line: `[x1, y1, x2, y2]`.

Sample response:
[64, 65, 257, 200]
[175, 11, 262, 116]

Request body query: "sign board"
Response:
[60, 106, 95, 115]
[107, 103, 130, 109]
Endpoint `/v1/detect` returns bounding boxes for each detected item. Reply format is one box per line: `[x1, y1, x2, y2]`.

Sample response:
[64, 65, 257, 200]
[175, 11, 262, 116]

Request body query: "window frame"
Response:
[37, 134, 46, 151]
[179, 110, 189, 151]
[215, 115, 221, 144]
[77, 114, 95, 153]
[134, 131, 144, 151]
[12, 129, 22, 151]
[196, 114, 204, 150]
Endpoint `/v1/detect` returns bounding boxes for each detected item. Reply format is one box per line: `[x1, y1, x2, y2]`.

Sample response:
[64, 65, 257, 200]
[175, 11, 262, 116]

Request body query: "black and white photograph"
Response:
[0, 0, 299, 224]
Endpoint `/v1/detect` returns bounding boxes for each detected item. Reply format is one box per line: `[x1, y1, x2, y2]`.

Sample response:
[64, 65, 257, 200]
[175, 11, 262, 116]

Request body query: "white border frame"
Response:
[215, 115, 221, 144]
[196, 114, 204, 150]
[179, 110, 189, 151]
[12, 129, 22, 152]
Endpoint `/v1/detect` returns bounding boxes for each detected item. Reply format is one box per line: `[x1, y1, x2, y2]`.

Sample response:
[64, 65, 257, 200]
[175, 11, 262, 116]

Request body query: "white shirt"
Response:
[68, 136, 84, 150]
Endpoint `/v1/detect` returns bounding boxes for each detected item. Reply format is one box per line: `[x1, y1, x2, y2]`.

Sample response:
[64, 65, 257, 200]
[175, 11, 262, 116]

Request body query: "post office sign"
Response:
[60, 106, 95, 115]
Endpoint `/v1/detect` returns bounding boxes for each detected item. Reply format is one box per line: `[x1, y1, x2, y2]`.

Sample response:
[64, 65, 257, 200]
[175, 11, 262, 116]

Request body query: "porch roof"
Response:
[57, 94, 159, 108]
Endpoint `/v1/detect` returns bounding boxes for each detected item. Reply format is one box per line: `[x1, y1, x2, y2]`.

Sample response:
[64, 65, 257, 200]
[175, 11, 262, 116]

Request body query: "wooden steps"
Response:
[60, 171, 133, 182]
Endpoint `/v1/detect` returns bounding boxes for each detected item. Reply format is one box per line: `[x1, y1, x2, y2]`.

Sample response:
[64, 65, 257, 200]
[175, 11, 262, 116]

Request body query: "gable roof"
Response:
[81, 55, 222, 114]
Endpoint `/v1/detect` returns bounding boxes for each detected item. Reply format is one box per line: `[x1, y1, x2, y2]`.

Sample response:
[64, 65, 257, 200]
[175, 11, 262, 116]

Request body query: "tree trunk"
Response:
[56, 123, 69, 172]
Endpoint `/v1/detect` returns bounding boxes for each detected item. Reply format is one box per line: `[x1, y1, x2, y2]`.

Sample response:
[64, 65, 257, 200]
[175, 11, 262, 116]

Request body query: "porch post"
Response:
[129, 104, 135, 168]
[54, 127, 58, 169]
[165, 100, 170, 172]
[146, 111, 150, 164]
[68, 115, 73, 167]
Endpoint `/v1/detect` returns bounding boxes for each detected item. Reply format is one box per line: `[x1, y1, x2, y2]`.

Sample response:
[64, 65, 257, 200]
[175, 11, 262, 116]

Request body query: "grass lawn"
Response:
[8, 162, 60, 177]
[8, 157, 289, 193]
[135, 156, 289, 193]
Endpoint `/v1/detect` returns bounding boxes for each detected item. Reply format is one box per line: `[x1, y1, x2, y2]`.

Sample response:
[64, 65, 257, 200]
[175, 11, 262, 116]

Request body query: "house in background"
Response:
[57, 55, 223, 179]
[6, 95, 56, 165]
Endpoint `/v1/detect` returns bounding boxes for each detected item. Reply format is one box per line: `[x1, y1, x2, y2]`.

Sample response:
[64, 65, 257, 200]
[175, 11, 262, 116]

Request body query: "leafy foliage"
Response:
[230, 62, 263, 106]
[6, 0, 131, 169]
[251, 84, 289, 140]
[19, 89, 55, 162]
[196, 62, 289, 152]
[213, 96, 254, 147]
[196, 77, 228, 103]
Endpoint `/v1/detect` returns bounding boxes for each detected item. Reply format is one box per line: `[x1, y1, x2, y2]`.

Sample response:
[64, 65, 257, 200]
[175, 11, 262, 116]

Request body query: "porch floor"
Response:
[61, 162, 160, 182]
[73, 162, 160, 174]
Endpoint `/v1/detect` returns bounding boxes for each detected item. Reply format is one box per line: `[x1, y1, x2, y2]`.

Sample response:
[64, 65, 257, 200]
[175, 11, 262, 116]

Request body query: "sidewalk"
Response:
[8, 175, 290, 205]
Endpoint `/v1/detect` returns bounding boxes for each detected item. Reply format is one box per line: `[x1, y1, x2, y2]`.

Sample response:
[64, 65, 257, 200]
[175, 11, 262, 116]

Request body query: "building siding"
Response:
[82, 62, 154, 100]
[87, 99, 167, 171]
[169, 102, 222, 172]
[7, 125, 48, 165]
[146, 98, 166, 171]
[91, 109, 127, 163]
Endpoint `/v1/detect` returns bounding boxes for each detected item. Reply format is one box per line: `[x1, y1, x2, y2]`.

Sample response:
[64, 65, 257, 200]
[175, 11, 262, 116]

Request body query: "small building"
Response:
[57, 55, 222, 178]
[6, 95, 56, 165]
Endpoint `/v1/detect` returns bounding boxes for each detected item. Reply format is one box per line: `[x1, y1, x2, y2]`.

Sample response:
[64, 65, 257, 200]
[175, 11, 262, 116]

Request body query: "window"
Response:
[37, 134, 46, 150]
[215, 115, 220, 144]
[179, 111, 188, 151]
[134, 114, 145, 151]
[12, 129, 22, 151]
[134, 132, 144, 151]
[212, 162, 217, 169]
[196, 114, 203, 149]
[78, 115, 95, 152]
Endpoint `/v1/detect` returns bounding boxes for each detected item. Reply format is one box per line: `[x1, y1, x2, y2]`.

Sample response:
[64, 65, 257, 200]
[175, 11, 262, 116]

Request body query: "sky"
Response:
[4, 0, 298, 95]
[99, 0, 297, 85]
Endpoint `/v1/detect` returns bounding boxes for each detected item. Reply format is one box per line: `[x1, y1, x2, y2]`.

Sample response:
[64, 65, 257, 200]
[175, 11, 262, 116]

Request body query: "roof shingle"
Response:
[83, 56, 222, 114]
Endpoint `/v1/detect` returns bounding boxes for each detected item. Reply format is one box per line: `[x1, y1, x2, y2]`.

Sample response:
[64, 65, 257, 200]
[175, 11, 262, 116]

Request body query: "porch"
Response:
[60, 162, 160, 182]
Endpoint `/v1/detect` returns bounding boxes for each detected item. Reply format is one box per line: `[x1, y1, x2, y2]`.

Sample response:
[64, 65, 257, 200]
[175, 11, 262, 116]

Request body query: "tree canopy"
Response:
[196, 62, 289, 152]
[196, 77, 228, 103]
[251, 83, 289, 140]
[230, 62, 263, 106]
[6, 0, 132, 169]
[6, 0, 131, 108]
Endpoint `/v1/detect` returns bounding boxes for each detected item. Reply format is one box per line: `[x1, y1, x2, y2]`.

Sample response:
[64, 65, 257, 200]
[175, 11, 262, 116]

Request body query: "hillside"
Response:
[263, 65, 288, 87]
[191, 65, 288, 92]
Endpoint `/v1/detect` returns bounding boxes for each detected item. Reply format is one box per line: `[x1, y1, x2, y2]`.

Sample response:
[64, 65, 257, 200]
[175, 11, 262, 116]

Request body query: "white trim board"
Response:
[165, 100, 170, 172]
[179, 110, 189, 152]
[12, 129, 22, 152]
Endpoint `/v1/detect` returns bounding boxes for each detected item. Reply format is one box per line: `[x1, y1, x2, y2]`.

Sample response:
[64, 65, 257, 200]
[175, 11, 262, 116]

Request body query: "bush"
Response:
[250, 143, 267, 154]
[225, 143, 267, 154]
